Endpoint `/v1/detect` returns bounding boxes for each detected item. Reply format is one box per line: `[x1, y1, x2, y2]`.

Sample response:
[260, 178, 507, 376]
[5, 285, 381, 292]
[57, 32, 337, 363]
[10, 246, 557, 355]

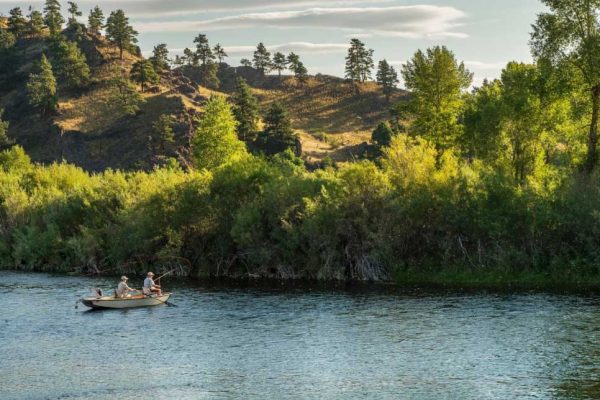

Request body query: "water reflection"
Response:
[1, 272, 600, 399]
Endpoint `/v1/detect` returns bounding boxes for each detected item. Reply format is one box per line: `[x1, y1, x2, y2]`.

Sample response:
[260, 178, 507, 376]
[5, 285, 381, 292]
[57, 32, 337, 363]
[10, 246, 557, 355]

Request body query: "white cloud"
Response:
[153, 41, 349, 57]
[134, 5, 468, 38]
[1, 0, 380, 16]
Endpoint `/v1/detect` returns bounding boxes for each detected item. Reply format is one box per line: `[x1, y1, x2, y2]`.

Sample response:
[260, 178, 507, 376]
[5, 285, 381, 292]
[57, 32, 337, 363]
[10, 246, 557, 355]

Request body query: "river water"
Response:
[1, 272, 600, 399]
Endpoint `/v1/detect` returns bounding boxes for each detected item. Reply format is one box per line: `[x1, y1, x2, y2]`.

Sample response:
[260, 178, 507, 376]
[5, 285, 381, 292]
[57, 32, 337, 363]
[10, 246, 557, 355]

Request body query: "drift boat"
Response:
[81, 293, 171, 309]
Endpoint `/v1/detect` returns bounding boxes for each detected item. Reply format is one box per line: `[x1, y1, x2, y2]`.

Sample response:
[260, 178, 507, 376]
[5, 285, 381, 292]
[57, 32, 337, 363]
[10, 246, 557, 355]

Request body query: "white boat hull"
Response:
[81, 293, 171, 309]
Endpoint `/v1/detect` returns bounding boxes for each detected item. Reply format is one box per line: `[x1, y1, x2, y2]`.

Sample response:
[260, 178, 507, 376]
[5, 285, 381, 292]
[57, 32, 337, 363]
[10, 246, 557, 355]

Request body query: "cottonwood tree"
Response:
[531, 0, 600, 173]
[345, 38, 374, 83]
[130, 59, 159, 92]
[150, 43, 170, 73]
[87, 6, 104, 35]
[43, 0, 64, 36]
[272, 52, 287, 77]
[231, 77, 260, 142]
[376, 59, 399, 102]
[191, 96, 246, 170]
[27, 54, 58, 115]
[402, 46, 472, 149]
[213, 43, 227, 64]
[105, 9, 138, 60]
[253, 42, 271, 75]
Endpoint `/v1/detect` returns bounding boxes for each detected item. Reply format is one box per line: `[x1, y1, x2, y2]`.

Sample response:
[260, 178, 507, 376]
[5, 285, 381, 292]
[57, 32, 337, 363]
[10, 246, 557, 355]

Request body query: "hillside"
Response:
[0, 31, 406, 170]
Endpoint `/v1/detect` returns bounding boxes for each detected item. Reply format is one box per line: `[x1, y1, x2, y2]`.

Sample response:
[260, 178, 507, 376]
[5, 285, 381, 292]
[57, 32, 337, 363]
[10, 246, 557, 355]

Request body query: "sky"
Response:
[0, 0, 545, 87]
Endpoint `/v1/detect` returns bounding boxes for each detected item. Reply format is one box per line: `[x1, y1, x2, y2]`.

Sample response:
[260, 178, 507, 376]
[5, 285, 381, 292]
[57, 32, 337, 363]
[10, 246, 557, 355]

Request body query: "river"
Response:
[1, 271, 599, 399]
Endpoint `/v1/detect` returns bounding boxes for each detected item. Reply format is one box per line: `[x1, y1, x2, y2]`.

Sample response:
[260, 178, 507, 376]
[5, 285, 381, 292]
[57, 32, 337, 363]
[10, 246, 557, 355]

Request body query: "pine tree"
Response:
[193, 34, 214, 66]
[108, 75, 143, 115]
[253, 42, 271, 75]
[87, 6, 104, 35]
[150, 114, 175, 154]
[272, 52, 287, 77]
[213, 43, 227, 64]
[150, 43, 170, 73]
[345, 38, 374, 83]
[200, 62, 220, 89]
[105, 9, 138, 60]
[240, 58, 252, 67]
[372, 121, 395, 147]
[0, 30, 16, 51]
[231, 77, 259, 142]
[26, 8, 45, 38]
[182, 48, 196, 66]
[130, 59, 159, 92]
[66, 2, 82, 29]
[0, 109, 14, 149]
[8, 7, 27, 38]
[53, 39, 90, 89]
[260, 102, 299, 155]
[376, 59, 399, 102]
[27, 54, 58, 115]
[173, 55, 184, 67]
[287, 53, 308, 84]
[43, 0, 64, 36]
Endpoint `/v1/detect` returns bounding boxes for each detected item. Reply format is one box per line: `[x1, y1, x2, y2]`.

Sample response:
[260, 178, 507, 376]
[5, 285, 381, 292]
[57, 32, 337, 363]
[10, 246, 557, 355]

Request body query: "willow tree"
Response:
[531, 0, 600, 173]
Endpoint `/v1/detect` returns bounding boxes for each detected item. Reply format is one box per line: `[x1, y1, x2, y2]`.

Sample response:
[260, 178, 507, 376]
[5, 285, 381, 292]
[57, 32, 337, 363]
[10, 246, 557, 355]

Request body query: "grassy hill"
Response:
[0, 31, 406, 170]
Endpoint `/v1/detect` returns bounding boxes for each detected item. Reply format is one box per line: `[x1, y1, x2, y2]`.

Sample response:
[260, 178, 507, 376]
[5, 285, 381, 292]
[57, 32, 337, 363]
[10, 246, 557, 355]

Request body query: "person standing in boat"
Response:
[116, 276, 138, 298]
[143, 272, 161, 296]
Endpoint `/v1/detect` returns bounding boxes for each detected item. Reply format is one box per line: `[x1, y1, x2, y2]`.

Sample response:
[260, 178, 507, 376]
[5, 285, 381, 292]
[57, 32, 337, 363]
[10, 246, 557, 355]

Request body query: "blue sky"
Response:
[1, 0, 545, 87]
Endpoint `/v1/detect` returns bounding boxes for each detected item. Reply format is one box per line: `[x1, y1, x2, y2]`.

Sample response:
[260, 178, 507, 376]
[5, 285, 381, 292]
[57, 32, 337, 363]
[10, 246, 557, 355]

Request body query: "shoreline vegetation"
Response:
[2, 1, 600, 288]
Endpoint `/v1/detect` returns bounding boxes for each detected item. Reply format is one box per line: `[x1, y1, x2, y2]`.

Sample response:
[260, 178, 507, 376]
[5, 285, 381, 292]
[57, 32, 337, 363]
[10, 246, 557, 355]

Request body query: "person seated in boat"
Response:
[116, 276, 138, 298]
[143, 272, 161, 296]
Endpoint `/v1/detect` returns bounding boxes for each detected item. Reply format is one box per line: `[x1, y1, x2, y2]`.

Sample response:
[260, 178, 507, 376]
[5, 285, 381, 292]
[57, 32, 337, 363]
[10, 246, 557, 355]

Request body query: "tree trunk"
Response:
[119, 45, 123, 60]
[585, 85, 600, 174]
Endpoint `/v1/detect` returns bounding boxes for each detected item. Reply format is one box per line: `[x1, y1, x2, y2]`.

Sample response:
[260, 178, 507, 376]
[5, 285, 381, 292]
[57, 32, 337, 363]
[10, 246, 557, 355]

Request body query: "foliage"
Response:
[105, 9, 138, 60]
[150, 114, 175, 155]
[213, 43, 227, 63]
[0, 109, 14, 149]
[231, 77, 260, 142]
[43, 0, 64, 36]
[130, 59, 159, 92]
[272, 52, 287, 76]
[26, 8, 45, 38]
[402, 46, 473, 150]
[150, 43, 170, 73]
[194, 34, 214, 66]
[8, 7, 26, 37]
[531, 0, 600, 173]
[258, 102, 300, 156]
[87, 6, 104, 35]
[27, 54, 57, 115]
[345, 38, 374, 83]
[287, 52, 308, 83]
[372, 121, 395, 148]
[253, 42, 271, 75]
[52, 39, 90, 89]
[191, 96, 247, 170]
[107, 75, 144, 115]
[376, 59, 399, 102]
[66, 1, 82, 30]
